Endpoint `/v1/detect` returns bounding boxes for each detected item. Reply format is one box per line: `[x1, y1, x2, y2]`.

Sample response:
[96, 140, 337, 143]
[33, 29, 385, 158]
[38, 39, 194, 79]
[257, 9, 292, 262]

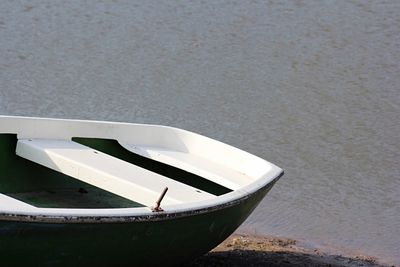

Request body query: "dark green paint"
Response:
[0, 183, 274, 266]
[0, 134, 279, 266]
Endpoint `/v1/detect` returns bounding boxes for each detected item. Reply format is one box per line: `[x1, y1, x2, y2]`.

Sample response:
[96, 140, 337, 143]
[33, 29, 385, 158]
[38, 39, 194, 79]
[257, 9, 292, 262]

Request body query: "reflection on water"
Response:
[0, 1, 399, 265]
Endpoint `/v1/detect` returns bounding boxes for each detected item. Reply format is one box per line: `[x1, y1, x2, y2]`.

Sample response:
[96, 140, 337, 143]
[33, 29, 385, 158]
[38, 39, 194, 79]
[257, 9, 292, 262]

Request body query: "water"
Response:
[0, 1, 399, 265]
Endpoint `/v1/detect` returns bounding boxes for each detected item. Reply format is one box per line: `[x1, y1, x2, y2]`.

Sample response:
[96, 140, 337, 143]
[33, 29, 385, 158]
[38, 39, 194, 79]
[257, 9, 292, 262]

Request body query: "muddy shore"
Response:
[184, 234, 395, 267]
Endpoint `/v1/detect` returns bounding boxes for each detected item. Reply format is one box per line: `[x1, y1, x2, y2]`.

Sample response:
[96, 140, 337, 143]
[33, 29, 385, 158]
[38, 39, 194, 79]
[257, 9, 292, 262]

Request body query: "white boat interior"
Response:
[0, 116, 282, 217]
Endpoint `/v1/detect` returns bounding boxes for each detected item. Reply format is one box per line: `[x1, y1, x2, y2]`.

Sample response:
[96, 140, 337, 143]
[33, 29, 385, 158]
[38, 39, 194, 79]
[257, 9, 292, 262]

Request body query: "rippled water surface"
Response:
[0, 1, 399, 265]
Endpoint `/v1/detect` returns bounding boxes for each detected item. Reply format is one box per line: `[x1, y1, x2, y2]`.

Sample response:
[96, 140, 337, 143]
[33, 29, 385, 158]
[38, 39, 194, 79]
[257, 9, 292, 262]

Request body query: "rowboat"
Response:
[0, 116, 283, 266]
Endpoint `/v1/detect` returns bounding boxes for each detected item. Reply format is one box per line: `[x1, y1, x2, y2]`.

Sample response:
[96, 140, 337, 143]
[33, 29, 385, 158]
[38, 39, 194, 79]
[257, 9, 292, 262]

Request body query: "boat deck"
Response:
[0, 116, 279, 213]
[0, 134, 237, 210]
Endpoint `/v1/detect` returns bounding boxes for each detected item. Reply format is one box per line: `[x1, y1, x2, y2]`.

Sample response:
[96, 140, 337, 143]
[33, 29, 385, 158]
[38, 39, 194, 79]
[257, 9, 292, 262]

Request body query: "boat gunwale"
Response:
[0, 173, 282, 223]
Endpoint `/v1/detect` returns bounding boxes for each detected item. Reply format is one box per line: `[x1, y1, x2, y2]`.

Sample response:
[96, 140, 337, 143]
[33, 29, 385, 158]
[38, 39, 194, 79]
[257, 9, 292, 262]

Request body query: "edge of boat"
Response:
[0, 115, 284, 223]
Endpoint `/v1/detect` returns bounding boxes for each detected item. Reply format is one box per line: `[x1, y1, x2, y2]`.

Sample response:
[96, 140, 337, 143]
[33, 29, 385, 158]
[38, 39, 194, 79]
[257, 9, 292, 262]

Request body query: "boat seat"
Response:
[122, 145, 253, 190]
[16, 139, 215, 208]
[0, 193, 36, 210]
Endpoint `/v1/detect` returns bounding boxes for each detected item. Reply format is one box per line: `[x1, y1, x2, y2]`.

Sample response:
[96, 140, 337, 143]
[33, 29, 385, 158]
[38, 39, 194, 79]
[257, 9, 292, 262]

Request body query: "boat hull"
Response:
[0, 178, 278, 266]
[0, 116, 283, 266]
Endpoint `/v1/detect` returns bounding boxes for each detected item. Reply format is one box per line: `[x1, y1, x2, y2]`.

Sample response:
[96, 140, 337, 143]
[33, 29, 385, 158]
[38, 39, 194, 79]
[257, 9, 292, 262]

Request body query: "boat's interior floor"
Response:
[7, 187, 141, 209]
[0, 134, 232, 209]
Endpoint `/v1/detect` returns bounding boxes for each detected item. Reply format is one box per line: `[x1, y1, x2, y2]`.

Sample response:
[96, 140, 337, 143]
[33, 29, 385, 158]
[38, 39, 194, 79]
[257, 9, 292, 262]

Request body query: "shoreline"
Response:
[184, 234, 395, 267]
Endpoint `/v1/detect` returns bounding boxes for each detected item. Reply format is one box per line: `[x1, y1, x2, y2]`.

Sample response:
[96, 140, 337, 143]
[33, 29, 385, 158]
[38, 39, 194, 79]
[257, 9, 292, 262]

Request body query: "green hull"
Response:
[0, 181, 276, 266]
[0, 133, 281, 266]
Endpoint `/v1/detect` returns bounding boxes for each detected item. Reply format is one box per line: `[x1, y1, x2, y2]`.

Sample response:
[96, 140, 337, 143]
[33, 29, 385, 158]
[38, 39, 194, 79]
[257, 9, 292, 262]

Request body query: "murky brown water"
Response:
[0, 1, 399, 265]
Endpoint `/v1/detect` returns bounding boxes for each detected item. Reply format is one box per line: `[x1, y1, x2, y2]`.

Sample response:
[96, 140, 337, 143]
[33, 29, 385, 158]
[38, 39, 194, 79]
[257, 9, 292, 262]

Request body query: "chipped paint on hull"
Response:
[0, 178, 280, 267]
[0, 176, 280, 224]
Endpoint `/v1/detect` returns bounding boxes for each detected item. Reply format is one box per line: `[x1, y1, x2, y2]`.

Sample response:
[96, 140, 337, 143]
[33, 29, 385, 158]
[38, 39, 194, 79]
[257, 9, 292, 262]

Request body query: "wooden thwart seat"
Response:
[16, 139, 215, 208]
[123, 145, 253, 190]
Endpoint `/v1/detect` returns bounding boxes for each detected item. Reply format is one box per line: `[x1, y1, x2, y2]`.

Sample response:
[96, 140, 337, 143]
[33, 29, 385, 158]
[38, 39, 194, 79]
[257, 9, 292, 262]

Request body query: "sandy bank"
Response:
[184, 234, 394, 267]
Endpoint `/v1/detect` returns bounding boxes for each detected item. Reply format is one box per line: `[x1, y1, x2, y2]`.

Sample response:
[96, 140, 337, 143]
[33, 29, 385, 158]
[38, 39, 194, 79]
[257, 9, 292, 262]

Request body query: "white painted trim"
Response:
[0, 116, 283, 218]
[0, 193, 36, 210]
